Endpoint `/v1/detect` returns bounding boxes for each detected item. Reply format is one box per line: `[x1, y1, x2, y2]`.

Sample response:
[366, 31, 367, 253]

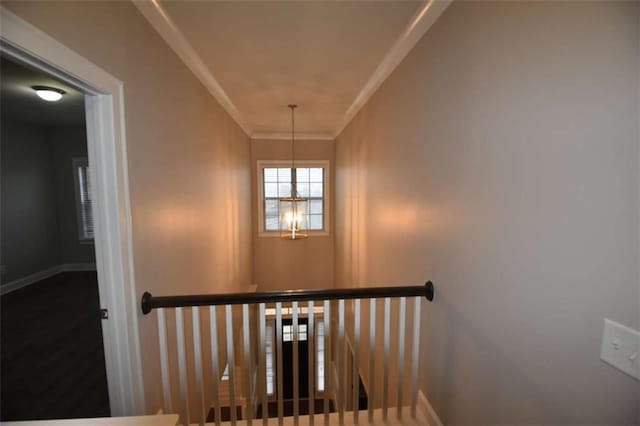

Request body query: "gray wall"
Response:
[1, 120, 61, 283]
[335, 1, 639, 424]
[1, 119, 95, 286]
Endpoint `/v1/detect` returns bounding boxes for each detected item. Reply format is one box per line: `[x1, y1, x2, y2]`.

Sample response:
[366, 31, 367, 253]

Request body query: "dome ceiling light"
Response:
[32, 85, 65, 102]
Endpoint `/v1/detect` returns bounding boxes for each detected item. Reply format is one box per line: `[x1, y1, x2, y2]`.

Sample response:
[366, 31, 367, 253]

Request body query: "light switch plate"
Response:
[600, 318, 640, 380]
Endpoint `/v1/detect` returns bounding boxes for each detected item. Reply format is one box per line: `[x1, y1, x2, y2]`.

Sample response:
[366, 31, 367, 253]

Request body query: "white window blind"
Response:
[74, 158, 94, 240]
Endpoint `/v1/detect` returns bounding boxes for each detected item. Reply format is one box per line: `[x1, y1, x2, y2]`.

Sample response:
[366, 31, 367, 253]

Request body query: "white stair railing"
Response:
[142, 282, 434, 426]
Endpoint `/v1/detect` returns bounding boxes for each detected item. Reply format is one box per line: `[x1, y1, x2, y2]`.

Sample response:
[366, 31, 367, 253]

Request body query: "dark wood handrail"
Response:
[141, 281, 434, 314]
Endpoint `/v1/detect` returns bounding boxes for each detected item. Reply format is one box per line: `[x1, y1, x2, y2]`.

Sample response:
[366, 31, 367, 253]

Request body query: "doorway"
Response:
[0, 55, 110, 421]
[1, 9, 144, 415]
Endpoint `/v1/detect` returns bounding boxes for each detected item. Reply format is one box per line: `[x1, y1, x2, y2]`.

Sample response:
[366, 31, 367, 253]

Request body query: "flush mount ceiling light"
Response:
[32, 85, 65, 102]
[280, 104, 309, 240]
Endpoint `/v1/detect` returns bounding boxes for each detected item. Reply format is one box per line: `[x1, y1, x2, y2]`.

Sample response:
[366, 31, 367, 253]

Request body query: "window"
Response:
[73, 158, 94, 240]
[258, 161, 330, 235]
[282, 324, 308, 342]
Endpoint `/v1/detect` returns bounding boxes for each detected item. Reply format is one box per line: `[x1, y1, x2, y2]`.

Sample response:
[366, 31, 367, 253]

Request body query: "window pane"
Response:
[264, 168, 278, 182]
[310, 183, 323, 197]
[310, 215, 323, 230]
[278, 168, 291, 182]
[296, 200, 309, 215]
[297, 183, 309, 197]
[296, 168, 309, 182]
[310, 200, 323, 214]
[283, 324, 292, 342]
[265, 199, 279, 216]
[309, 168, 323, 182]
[265, 182, 278, 197]
[266, 216, 279, 231]
[278, 183, 291, 197]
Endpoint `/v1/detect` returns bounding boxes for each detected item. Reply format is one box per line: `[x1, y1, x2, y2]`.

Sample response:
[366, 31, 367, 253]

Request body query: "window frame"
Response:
[72, 157, 94, 243]
[257, 160, 330, 237]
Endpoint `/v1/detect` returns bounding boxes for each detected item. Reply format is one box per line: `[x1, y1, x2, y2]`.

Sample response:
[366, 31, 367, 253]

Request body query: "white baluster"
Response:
[226, 305, 237, 425]
[411, 297, 422, 419]
[338, 299, 345, 425]
[276, 302, 284, 425]
[293, 301, 299, 426]
[308, 301, 315, 426]
[353, 299, 360, 424]
[192, 307, 205, 425]
[157, 308, 172, 414]
[243, 304, 253, 425]
[397, 297, 407, 419]
[368, 299, 376, 424]
[176, 307, 190, 425]
[259, 303, 268, 426]
[210, 306, 221, 426]
[323, 300, 330, 426]
[382, 298, 390, 421]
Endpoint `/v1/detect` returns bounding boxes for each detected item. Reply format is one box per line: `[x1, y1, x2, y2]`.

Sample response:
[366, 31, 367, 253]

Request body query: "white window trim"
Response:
[72, 157, 94, 243]
[257, 159, 331, 237]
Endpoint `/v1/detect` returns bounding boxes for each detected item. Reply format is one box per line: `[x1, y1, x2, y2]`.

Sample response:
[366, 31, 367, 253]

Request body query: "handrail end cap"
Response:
[425, 281, 434, 302]
[141, 291, 153, 315]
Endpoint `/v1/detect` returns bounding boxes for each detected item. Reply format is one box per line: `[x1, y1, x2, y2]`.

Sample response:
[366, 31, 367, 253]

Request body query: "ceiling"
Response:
[138, 1, 449, 139]
[0, 56, 85, 126]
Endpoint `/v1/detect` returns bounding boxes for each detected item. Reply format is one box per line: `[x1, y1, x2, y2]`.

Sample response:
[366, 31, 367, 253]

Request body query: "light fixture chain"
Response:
[289, 104, 297, 196]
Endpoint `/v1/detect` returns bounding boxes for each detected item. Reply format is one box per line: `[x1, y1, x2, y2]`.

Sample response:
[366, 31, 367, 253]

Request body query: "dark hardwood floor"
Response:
[1, 271, 110, 421]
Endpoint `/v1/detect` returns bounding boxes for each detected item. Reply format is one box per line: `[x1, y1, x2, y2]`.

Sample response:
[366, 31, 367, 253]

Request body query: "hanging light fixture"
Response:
[280, 104, 309, 240]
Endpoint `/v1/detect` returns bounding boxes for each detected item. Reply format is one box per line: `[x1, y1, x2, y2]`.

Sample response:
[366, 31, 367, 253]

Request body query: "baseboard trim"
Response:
[418, 389, 443, 426]
[1, 263, 97, 295]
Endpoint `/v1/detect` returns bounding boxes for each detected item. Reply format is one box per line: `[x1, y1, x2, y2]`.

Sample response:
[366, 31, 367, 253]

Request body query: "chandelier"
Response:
[280, 104, 309, 240]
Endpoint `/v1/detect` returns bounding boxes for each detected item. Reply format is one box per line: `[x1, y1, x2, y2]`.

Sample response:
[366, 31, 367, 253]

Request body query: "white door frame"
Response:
[0, 8, 145, 416]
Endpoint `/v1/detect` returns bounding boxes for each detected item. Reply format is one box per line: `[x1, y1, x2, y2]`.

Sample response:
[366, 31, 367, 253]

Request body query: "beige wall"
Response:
[2, 1, 253, 415]
[336, 1, 639, 424]
[251, 139, 334, 291]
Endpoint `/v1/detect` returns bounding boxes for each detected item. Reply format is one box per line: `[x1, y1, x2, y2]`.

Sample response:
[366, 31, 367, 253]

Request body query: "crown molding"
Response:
[251, 132, 334, 141]
[133, 0, 252, 137]
[135, 0, 450, 140]
[332, 0, 452, 138]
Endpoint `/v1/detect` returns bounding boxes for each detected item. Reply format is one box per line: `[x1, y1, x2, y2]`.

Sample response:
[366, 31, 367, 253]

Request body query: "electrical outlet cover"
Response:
[600, 318, 640, 380]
